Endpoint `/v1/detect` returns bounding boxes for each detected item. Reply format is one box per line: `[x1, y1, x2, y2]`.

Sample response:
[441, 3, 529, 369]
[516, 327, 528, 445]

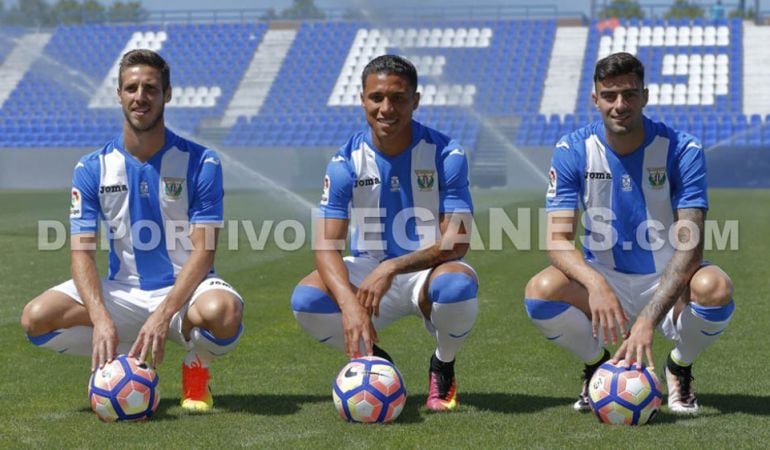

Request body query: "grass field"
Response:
[1, 188, 769, 448]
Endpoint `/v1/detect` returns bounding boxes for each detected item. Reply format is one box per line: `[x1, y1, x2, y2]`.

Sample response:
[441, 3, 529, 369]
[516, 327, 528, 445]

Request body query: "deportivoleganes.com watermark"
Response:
[37, 207, 740, 252]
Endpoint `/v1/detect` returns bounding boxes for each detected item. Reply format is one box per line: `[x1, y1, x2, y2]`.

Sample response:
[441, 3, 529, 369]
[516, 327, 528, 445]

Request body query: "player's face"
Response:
[361, 72, 419, 153]
[592, 73, 648, 137]
[118, 65, 170, 134]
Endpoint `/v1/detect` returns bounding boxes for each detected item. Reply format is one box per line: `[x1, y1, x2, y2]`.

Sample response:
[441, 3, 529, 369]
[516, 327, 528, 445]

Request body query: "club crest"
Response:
[162, 177, 185, 199]
[415, 170, 435, 191]
[647, 167, 667, 189]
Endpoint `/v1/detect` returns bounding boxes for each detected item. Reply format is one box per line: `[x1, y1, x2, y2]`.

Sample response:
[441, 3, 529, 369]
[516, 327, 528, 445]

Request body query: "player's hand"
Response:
[356, 262, 396, 317]
[341, 299, 378, 359]
[587, 284, 629, 345]
[129, 311, 171, 368]
[612, 317, 655, 370]
[91, 319, 119, 371]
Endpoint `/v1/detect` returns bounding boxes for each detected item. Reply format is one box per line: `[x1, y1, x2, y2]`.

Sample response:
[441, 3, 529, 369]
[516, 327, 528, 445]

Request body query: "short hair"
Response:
[361, 55, 418, 92]
[118, 49, 170, 92]
[593, 52, 645, 86]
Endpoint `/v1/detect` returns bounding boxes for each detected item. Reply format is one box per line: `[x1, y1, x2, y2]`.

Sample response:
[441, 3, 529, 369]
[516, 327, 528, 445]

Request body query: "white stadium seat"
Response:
[613, 26, 627, 40]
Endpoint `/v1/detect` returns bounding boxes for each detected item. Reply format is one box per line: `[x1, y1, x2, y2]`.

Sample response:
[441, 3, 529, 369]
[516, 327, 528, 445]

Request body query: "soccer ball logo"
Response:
[588, 361, 662, 425]
[88, 354, 160, 422]
[332, 356, 407, 423]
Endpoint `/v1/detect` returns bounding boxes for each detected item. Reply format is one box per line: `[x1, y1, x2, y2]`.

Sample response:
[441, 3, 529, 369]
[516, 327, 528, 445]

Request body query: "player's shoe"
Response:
[573, 349, 610, 412]
[665, 354, 699, 414]
[181, 356, 213, 412]
[426, 354, 457, 411]
[372, 344, 394, 363]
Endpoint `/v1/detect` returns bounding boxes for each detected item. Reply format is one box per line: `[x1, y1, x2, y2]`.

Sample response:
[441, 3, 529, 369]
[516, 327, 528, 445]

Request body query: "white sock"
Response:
[184, 325, 243, 367]
[525, 299, 603, 363]
[430, 298, 478, 363]
[672, 300, 734, 365]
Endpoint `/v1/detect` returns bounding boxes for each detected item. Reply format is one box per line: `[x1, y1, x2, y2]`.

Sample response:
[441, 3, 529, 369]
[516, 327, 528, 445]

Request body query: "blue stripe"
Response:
[128, 160, 175, 290]
[606, 146, 656, 275]
[199, 323, 243, 346]
[524, 298, 571, 320]
[546, 334, 563, 340]
[27, 330, 61, 346]
[291, 285, 341, 313]
[429, 273, 478, 304]
[690, 300, 735, 322]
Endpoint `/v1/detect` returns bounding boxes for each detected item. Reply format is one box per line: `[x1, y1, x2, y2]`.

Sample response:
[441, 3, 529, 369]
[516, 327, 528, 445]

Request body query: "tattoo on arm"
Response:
[639, 208, 705, 325]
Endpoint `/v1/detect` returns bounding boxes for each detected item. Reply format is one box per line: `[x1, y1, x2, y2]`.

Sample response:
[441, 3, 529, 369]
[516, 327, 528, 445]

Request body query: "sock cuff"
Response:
[27, 329, 62, 346]
[689, 300, 735, 322]
[291, 285, 340, 313]
[429, 272, 478, 304]
[524, 298, 571, 320]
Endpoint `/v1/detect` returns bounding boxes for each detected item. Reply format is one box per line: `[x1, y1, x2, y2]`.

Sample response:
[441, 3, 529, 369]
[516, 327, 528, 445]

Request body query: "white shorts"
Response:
[587, 261, 681, 340]
[344, 255, 475, 330]
[51, 275, 242, 349]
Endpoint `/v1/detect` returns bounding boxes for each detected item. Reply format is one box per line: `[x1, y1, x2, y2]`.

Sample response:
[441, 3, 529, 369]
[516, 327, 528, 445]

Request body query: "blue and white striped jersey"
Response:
[319, 120, 473, 261]
[546, 116, 708, 275]
[69, 128, 223, 290]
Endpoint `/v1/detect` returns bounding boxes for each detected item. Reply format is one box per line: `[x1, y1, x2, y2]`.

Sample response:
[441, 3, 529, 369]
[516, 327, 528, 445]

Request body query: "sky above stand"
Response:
[98, 0, 594, 17]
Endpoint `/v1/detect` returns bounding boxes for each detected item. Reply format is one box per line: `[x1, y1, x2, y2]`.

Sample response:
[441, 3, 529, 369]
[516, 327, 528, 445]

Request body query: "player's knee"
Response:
[690, 270, 733, 306]
[428, 272, 478, 304]
[20, 300, 50, 335]
[525, 272, 562, 300]
[291, 284, 340, 315]
[193, 295, 242, 337]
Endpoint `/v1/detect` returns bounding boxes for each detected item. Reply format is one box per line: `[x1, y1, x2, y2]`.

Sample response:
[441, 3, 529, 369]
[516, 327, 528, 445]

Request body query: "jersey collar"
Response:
[595, 115, 655, 157]
[363, 119, 421, 159]
[113, 128, 179, 165]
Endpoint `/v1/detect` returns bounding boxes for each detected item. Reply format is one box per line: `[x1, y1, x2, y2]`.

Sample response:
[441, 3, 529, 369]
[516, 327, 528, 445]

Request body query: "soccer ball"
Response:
[332, 356, 407, 423]
[88, 354, 160, 422]
[588, 360, 663, 425]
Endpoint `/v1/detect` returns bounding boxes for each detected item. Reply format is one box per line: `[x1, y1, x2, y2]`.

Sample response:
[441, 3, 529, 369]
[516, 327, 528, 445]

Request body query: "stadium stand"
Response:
[0, 16, 767, 160]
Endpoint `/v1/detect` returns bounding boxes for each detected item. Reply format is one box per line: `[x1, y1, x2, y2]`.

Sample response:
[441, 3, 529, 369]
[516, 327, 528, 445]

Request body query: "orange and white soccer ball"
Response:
[588, 360, 662, 425]
[88, 354, 160, 422]
[332, 356, 407, 423]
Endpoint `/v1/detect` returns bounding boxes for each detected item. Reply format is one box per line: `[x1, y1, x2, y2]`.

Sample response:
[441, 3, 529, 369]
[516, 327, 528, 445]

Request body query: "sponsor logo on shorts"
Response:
[207, 279, 232, 289]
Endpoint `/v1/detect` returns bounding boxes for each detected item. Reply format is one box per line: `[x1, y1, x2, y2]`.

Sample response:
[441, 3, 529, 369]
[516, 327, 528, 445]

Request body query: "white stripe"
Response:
[158, 146, 191, 277]
[410, 140, 440, 249]
[351, 142, 385, 259]
[583, 136, 615, 269]
[641, 135, 675, 273]
[100, 149, 136, 284]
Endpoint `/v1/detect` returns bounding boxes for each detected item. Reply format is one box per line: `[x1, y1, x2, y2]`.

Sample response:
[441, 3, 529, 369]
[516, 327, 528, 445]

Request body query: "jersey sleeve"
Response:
[438, 143, 473, 213]
[545, 138, 581, 211]
[190, 149, 224, 224]
[318, 154, 354, 219]
[670, 135, 708, 210]
[70, 157, 100, 234]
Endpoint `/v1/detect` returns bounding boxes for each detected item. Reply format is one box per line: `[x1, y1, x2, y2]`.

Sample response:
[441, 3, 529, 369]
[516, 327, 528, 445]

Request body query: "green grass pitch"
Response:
[1, 188, 769, 448]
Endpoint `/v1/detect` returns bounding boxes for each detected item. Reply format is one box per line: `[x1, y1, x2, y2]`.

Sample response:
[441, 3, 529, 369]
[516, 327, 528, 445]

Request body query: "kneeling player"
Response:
[20, 49, 243, 412]
[524, 52, 734, 415]
[291, 55, 478, 411]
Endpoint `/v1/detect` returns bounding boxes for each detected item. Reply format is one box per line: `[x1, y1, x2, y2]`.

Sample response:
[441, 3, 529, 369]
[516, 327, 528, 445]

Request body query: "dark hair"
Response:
[118, 49, 171, 92]
[361, 55, 418, 92]
[593, 52, 645, 85]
